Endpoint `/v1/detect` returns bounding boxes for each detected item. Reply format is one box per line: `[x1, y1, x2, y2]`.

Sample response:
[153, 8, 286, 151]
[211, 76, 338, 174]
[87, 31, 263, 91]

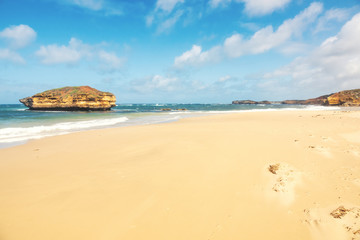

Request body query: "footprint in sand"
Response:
[268, 163, 295, 193]
[344, 145, 360, 157]
[347, 150, 360, 157]
[352, 178, 360, 187]
[304, 206, 360, 240]
[321, 136, 335, 143]
[308, 145, 332, 158]
[267, 163, 301, 205]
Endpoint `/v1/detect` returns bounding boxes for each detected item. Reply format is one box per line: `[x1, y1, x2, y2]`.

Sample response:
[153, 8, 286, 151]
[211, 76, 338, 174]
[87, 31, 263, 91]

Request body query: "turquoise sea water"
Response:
[0, 103, 338, 148]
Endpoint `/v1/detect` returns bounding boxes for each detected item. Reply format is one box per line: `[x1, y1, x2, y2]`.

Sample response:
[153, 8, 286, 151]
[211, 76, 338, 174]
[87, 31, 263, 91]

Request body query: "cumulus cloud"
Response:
[174, 2, 323, 68]
[263, 12, 360, 94]
[36, 38, 125, 72]
[209, 0, 292, 16]
[0, 48, 25, 64]
[132, 75, 179, 93]
[224, 2, 323, 57]
[98, 50, 125, 72]
[277, 42, 310, 55]
[241, 0, 292, 16]
[0, 24, 36, 49]
[174, 45, 222, 68]
[0, 24, 36, 64]
[35, 38, 91, 64]
[314, 8, 351, 33]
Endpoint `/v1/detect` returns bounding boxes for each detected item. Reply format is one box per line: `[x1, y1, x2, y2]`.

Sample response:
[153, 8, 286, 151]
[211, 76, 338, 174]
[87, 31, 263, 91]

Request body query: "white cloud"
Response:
[174, 45, 222, 68]
[98, 50, 125, 72]
[0, 24, 36, 64]
[146, 0, 185, 34]
[36, 45, 81, 64]
[219, 75, 231, 82]
[0, 48, 25, 64]
[36, 38, 125, 72]
[209, 0, 292, 16]
[241, 0, 292, 16]
[277, 42, 310, 55]
[0, 24, 36, 49]
[314, 8, 351, 33]
[156, 10, 184, 34]
[146, 15, 155, 26]
[58, 0, 123, 16]
[132, 75, 179, 93]
[174, 2, 323, 68]
[209, 0, 231, 8]
[151, 75, 178, 91]
[71, 0, 103, 10]
[35, 38, 90, 64]
[224, 2, 323, 57]
[263, 12, 360, 94]
[155, 0, 184, 12]
[239, 22, 261, 31]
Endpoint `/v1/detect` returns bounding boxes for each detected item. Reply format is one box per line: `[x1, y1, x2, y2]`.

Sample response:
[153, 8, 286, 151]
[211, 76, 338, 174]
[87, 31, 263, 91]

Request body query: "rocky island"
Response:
[19, 86, 116, 111]
[233, 89, 360, 106]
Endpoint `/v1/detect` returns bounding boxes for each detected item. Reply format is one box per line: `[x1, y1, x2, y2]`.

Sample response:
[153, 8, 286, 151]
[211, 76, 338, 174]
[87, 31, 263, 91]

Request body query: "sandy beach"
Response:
[0, 110, 360, 240]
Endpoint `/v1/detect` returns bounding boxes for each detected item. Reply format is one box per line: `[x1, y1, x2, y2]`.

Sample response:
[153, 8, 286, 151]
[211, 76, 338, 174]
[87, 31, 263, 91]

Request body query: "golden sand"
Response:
[1, 110, 360, 240]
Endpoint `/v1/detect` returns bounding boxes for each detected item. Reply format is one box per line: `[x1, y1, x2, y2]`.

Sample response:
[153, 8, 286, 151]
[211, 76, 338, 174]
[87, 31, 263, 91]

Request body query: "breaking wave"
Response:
[0, 117, 128, 143]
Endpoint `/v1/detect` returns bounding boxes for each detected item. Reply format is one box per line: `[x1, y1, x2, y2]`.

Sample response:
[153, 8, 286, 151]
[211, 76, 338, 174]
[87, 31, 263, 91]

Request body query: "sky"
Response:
[0, 0, 360, 103]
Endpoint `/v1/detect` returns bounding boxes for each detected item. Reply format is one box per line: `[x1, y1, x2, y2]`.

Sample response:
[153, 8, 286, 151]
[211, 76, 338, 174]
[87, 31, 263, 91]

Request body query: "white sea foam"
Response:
[168, 111, 193, 115]
[303, 105, 341, 111]
[0, 117, 128, 143]
[205, 106, 341, 114]
[167, 105, 341, 115]
[0, 105, 341, 146]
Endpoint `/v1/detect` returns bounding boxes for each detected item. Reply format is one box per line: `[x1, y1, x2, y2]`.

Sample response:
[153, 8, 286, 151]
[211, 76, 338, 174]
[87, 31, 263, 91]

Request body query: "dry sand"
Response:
[0, 110, 360, 240]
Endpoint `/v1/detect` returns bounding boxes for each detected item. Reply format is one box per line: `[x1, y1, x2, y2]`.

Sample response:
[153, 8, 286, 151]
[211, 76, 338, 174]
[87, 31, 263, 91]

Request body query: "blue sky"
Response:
[0, 0, 359, 103]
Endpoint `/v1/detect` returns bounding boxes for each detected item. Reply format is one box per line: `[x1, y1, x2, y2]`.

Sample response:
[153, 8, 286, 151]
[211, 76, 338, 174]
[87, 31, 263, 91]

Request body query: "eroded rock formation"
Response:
[326, 89, 360, 106]
[232, 89, 360, 106]
[281, 94, 331, 105]
[19, 86, 116, 111]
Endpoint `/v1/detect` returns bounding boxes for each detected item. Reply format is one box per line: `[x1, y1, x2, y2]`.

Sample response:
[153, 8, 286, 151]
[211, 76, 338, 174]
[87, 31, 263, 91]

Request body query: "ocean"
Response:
[0, 103, 339, 148]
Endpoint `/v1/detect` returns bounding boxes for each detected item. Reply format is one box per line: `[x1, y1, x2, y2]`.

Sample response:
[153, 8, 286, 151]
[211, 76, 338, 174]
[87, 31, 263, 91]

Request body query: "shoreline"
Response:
[0, 105, 344, 149]
[1, 110, 360, 240]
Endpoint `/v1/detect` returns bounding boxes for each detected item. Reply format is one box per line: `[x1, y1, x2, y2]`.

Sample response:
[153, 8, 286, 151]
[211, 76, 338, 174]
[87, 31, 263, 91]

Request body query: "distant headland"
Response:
[233, 89, 360, 106]
[19, 86, 116, 111]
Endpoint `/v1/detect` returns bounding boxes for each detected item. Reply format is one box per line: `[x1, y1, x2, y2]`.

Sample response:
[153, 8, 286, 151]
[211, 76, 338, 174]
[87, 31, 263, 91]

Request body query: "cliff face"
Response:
[326, 89, 360, 106]
[232, 89, 360, 106]
[19, 86, 116, 111]
[281, 94, 331, 105]
[282, 90, 360, 106]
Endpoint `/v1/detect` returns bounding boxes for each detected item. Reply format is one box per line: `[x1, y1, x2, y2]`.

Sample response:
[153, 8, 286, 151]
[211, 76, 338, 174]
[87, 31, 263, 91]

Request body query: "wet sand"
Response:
[0, 110, 360, 240]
